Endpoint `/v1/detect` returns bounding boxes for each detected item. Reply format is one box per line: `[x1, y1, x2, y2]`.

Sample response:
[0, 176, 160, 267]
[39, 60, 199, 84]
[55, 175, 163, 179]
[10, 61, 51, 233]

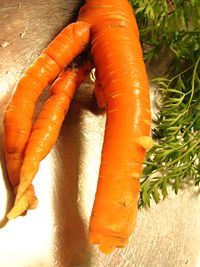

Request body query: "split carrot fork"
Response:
[3, 0, 153, 254]
[6, 60, 93, 219]
[4, 21, 90, 213]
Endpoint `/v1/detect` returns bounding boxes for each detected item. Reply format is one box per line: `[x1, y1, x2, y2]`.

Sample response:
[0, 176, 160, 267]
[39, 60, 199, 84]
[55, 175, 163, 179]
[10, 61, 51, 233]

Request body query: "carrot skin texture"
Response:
[78, 0, 152, 252]
[7, 61, 93, 219]
[4, 22, 90, 189]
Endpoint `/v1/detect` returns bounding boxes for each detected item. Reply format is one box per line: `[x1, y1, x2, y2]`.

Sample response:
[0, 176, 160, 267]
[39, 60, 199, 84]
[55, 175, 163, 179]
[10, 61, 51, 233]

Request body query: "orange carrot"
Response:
[4, 21, 90, 194]
[4, 0, 153, 254]
[7, 61, 93, 219]
[78, 0, 153, 253]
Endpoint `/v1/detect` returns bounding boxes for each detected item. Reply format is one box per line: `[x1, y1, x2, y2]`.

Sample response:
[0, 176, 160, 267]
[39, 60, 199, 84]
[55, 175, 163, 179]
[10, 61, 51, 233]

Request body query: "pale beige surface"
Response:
[0, 1, 200, 266]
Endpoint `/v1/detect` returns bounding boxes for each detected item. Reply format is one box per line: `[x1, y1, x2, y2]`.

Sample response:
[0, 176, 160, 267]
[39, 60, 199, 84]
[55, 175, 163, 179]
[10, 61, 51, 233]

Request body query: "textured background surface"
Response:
[0, 1, 200, 266]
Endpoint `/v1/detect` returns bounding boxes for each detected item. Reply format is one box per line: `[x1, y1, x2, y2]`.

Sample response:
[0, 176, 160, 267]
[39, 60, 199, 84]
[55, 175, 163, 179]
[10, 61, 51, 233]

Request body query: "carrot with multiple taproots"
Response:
[4, 21, 90, 216]
[3, 0, 153, 254]
[7, 61, 93, 219]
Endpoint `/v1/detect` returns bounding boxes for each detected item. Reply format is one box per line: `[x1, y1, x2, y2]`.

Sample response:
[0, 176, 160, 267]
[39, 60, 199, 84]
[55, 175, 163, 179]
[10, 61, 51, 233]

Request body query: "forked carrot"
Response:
[7, 61, 93, 219]
[4, 21, 90, 196]
[77, 0, 153, 253]
[4, 0, 153, 254]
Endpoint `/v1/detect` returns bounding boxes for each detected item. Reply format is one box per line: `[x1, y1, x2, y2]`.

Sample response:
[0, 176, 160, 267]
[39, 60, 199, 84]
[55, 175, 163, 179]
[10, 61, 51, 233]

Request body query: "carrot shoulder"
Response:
[78, 0, 153, 253]
[4, 21, 91, 192]
[7, 61, 93, 219]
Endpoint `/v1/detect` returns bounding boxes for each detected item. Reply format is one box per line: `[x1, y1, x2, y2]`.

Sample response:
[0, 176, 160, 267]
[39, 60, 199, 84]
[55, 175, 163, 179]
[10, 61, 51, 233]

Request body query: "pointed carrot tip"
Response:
[7, 185, 38, 219]
[29, 197, 38, 209]
[7, 196, 29, 220]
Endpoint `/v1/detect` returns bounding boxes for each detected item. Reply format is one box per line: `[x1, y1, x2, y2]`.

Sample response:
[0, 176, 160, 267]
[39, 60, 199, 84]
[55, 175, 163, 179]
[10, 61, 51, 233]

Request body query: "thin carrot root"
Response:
[7, 184, 38, 220]
[13, 185, 38, 209]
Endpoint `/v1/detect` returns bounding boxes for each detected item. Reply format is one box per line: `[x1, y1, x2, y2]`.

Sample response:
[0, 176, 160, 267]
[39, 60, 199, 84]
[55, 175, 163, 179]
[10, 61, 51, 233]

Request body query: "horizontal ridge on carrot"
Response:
[3, 0, 153, 254]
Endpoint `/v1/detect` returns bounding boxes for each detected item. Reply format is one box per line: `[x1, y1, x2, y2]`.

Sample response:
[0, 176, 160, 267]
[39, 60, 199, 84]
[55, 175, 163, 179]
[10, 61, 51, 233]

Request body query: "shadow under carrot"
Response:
[51, 100, 92, 267]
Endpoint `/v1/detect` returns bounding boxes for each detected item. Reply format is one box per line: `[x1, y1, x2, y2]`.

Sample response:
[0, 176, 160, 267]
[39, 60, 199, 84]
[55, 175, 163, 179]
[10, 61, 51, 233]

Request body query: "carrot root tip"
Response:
[29, 196, 38, 209]
[90, 232, 128, 254]
[7, 196, 29, 220]
[98, 243, 115, 254]
[7, 185, 38, 219]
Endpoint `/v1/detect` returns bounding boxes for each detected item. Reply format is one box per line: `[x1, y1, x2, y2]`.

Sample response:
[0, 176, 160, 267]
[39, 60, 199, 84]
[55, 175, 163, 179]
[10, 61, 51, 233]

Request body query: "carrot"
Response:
[7, 61, 93, 219]
[77, 0, 153, 253]
[4, 21, 90, 195]
[4, 0, 153, 254]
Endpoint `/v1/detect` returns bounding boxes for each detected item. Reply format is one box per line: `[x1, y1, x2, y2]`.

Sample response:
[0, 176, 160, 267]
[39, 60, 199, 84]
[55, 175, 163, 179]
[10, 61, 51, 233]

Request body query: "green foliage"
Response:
[129, 0, 200, 207]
